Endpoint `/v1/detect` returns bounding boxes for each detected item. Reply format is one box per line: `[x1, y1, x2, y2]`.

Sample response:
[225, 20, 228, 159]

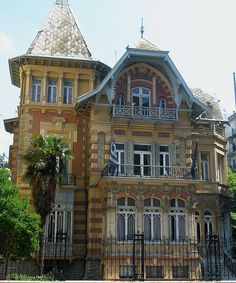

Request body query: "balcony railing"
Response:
[102, 164, 195, 180]
[113, 105, 177, 121]
[193, 124, 225, 138]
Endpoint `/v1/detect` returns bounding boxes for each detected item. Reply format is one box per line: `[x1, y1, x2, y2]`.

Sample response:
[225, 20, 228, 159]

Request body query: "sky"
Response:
[1, 0, 236, 156]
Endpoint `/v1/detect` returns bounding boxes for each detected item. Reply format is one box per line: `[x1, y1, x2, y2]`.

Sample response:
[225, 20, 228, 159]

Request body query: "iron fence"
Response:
[1, 234, 236, 280]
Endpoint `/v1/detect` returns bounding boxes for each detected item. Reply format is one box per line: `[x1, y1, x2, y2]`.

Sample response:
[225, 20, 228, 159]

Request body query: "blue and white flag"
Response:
[109, 140, 118, 175]
[191, 141, 198, 179]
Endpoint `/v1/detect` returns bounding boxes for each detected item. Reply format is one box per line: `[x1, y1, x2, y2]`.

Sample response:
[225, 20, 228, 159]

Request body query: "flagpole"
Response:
[233, 72, 236, 110]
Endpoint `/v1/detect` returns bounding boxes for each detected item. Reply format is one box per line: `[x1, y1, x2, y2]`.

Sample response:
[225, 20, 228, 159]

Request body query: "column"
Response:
[152, 76, 156, 106]
[58, 73, 63, 106]
[127, 74, 131, 104]
[42, 72, 47, 106]
[25, 71, 31, 104]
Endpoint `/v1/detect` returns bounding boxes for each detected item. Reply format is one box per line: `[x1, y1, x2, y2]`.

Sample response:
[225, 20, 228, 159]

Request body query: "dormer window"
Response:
[132, 87, 150, 108]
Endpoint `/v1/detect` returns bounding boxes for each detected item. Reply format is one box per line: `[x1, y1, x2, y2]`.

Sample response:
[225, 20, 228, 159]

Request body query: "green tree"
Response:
[21, 134, 73, 275]
[228, 168, 236, 240]
[0, 168, 40, 279]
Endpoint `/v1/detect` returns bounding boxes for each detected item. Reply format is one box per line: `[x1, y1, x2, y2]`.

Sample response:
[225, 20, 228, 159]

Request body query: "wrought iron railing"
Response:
[102, 164, 195, 180]
[113, 105, 177, 121]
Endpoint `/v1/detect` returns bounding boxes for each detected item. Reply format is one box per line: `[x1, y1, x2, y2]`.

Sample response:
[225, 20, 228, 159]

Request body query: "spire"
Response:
[56, 0, 69, 5]
[26, 1, 91, 59]
[140, 18, 144, 39]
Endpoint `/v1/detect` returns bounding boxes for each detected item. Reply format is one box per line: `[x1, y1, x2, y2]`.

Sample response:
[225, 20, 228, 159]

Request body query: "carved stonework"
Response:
[52, 117, 66, 132]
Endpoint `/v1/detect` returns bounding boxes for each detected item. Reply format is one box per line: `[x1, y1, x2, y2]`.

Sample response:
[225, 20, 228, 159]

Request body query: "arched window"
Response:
[168, 199, 186, 241]
[195, 211, 201, 242]
[158, 97, 166, 109]
[132, 87, 150, 107]
[117, 197, 135, 241]
[143, 198, 161, 241]
[115, 95, 125, 105]
[204, 211, 212, 238]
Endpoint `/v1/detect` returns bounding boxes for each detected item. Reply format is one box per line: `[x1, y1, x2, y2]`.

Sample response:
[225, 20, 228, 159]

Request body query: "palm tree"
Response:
[21, 134, 73, 275]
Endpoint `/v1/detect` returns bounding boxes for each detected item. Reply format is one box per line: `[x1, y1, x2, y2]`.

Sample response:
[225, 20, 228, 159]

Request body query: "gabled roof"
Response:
[76, 47, 209, 113]
[26, 0, 91, 59]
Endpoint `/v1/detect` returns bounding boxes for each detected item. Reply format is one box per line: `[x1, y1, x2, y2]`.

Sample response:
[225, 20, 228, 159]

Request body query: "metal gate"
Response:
[132, 233, 144, 280]
[200, 234, 222, 280]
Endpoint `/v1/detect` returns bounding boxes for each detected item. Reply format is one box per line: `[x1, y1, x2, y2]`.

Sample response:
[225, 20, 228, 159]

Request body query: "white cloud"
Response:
[0, 31, 14, 55]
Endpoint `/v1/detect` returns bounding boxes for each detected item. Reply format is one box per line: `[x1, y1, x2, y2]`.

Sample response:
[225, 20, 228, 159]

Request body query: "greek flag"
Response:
[191, 141, 198, 179]
[109, 140, 118, 175]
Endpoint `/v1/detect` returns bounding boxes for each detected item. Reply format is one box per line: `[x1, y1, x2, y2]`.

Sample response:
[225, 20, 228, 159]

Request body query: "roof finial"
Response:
[140, 18, 144, 39]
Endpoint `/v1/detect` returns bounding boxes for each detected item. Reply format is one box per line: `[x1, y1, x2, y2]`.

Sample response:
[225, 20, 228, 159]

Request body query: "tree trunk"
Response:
[38, 216, 47, 275]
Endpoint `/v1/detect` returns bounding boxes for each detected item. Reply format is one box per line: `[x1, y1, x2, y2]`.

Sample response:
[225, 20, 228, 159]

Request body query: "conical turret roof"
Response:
[26, 0, 91, 59]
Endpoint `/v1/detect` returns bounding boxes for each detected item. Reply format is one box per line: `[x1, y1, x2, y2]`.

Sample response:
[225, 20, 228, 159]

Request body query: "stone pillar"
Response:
[127, 74, 131, 103]
[58, 73, 63, 106]
[42, 72, 47, 105]
[152, 76, 156, 106]
[25, 71, 31, 104]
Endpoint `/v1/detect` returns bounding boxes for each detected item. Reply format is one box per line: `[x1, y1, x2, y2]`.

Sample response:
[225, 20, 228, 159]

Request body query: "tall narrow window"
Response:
[144, 198, 161, 241]
[204, 211, 212, 238]
[133, 144, 151, 177]
[160, 146, 170, 176]
[63, 80, 72, 104]
[158, 97, 166, 109]
[168, 199, 186, 241]
[195, 211, 201, 242]
[116, 143, 125, 174]
[115, 95, 125, 105]
[31, 79, 42, 102]
[117, 197, 136, 241]
[47, 79, 57, 103]
[201, 153, 210, 181]
[46, 203, 73, 243]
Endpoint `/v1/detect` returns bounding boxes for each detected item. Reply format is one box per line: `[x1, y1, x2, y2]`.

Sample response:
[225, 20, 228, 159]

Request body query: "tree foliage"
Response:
[0, 168, 41, 278]
[228, 168, 236, 241]
[21, 134, 73, 274]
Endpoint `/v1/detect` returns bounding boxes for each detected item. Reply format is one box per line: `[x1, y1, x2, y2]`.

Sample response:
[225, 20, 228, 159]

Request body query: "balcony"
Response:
[113, 105, 177, 121]
[193, 123, 225, 138]
[102, 164, 195, 180]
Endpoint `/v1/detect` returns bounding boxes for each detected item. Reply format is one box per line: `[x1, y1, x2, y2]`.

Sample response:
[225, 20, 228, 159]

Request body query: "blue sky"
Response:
[1, 0, 236, 155]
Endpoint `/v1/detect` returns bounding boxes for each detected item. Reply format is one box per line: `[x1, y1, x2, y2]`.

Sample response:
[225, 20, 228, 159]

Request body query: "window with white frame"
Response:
[133, 144, 151, 177]
[201, 153, 210, 181]
[45, 203, 73, 243]
[31, 79, 42, 102]
[117, 197, 135, 241]
[144, 198, 161, 241]
[204, 211, 212, 238]
[47, 79, 57, 103]
[160, 146, 170, 176]
[63, 80, 72, 104]
[116, 143, 125, 174]
[132, 87, 150, 107]
[168, 199, 186, 241]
